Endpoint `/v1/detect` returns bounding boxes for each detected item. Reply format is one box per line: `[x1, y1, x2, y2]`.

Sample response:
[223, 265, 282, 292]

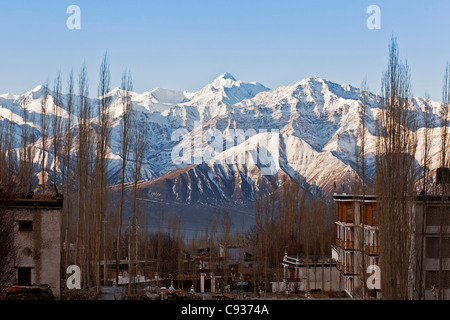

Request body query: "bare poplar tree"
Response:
[62, 70, 75, 271]
[129, 107, 148, 292]
[355, 78, 369, 298]
[0, 113, 16, 193]
[116, 70, 133, 289]
[375, 37, 418, 300]
[0, 202, 17, 294]
[75, 62, 95, 288]
[18, 97, 36, 192]
[0, 112, 18, 294]
[95, 53, 112, 293]
[437, 62, 450, 299]
[40, 82, 49, 189]
[415, 93, 432, 300]
[51, 71, 64, 190]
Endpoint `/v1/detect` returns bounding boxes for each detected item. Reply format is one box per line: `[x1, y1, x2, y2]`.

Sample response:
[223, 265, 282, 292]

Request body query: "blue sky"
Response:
[0, 0, 449, 101]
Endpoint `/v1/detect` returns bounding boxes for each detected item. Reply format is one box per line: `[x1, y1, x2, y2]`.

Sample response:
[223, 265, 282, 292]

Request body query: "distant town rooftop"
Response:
[0, 197, 64, 209]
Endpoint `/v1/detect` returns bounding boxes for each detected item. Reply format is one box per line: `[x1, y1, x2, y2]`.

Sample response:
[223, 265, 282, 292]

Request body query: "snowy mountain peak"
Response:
[1, 74, 449, 214]
[186, 73, 270, 107]
[30, 84, 45, 93]
[149, 88, 189, 104]
[106, 87, 123, 97]
[219, 72, 236, 81]
[21, 84, 47, 98]
[0, 93, 16, 100]
[210, 73, 240, 88]
[296, 76, 334, 88]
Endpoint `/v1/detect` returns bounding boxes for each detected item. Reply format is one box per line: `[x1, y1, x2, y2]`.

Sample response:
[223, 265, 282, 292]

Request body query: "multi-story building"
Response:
[332, 194, 380, 299]
[413, 195, 450, 300]
[1, 197, 63, 298]
[333, 192, 450, 300]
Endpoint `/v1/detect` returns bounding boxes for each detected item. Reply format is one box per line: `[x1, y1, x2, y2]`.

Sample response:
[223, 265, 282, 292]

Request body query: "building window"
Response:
[17, 267, 32, 285]
[426, 237, 450, 259]
[18, 221, 33, 231]
[425, 271, 450, 289]
[346, 205, 353, 222]
[426, 207, 450, 226]
[372, 207, 377, 225]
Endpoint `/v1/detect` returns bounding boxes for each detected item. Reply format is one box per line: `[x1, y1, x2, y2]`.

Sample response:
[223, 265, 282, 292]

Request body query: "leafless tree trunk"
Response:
[375, 37, 417, 300]
[416, 93, 432, 300]
[0, 202, 17, 294]
[438, 62, 450, 300]
[75, 62, 95, 288]
[40, 82, 49, 189]
[18, 98, 36, 193]
[129, 110, 148, 293]
[0, 113, 16, 194]
[116, 70, 133, 289]
[62, 70, 75, 274]
[95, 53, 112, 293]
[52, 71, 64, 190]
[355, 78, 369, 298]
[0, 113, 17, 294]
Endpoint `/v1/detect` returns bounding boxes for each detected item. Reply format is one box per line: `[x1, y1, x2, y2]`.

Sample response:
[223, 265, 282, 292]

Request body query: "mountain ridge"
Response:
[0, 73, 447, 213]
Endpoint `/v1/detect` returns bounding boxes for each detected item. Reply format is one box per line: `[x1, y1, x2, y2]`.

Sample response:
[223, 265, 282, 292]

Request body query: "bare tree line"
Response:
[0, 53, 153, 295]
[0, 37, 449, 299]
[372, 37, 450, 300]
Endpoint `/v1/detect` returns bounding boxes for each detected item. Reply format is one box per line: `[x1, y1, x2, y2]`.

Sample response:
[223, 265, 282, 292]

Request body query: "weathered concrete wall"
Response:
[10, 208, 61, 298]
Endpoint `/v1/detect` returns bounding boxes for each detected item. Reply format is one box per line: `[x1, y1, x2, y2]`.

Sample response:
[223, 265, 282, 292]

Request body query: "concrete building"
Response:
[280, 254, 340, 293]
[413, 195, 450, 300]
[332, 194, 380, 299]
[2, 197, 63, 298]
[333, 193, 450, 299]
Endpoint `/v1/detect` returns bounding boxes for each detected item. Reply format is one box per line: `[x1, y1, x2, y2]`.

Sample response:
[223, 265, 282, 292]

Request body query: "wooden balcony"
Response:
[364, 244, 379, 255]
[335, 238, 354, 250]
[341, 240, 354, 250]
[341, 264, 355, 275]
[336, 261, 355, 275]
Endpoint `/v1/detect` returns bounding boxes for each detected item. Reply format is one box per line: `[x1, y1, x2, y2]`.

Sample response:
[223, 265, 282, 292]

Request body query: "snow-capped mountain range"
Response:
[0, 73, 446, 214]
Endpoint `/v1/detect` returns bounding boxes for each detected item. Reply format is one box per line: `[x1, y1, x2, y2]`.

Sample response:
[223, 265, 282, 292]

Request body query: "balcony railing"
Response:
[335, 238, 354, 250]
[336, 261, 355, 274]
[364, 244, 379, 255]
[341, 240, 354, 250]
[341, 264, 355, 275]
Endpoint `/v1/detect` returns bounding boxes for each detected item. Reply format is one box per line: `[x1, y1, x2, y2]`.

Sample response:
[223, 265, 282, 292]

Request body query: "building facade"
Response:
[281, 254, 340, 293]
[413, 195, 450, 300]
[333, 194, 380, 299]
[333, 193, 450, 299]
[2, 198, 63, 298]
